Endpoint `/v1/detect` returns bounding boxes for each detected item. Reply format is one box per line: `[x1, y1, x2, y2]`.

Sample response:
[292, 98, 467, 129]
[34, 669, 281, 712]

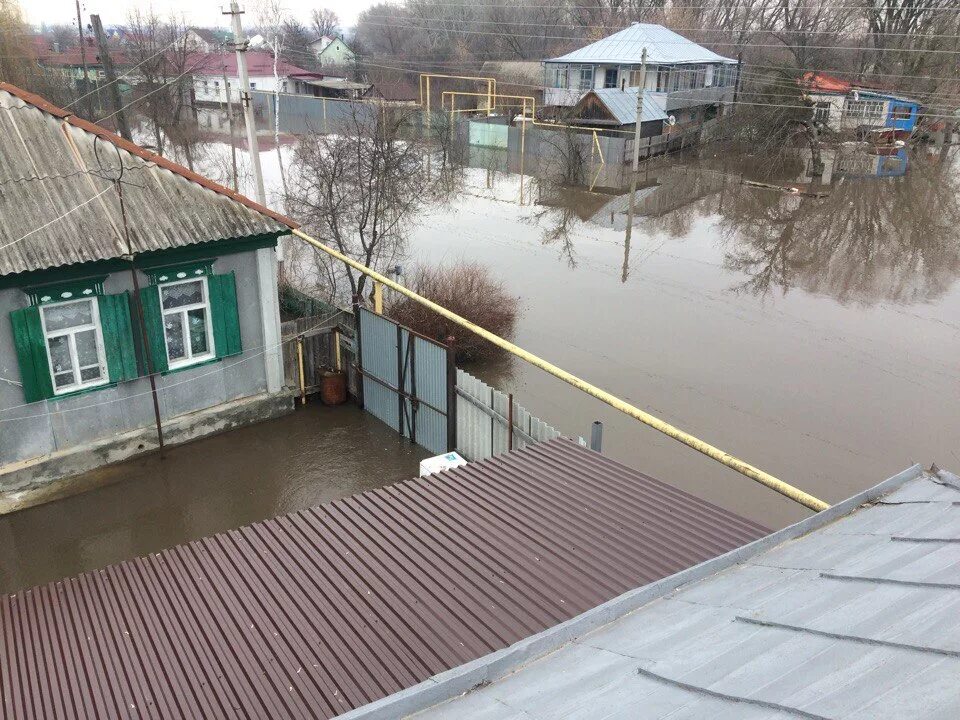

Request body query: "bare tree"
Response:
[124, 10, 196, 158]
[0, 0, 75, 105]
[310, 8, 340, 39]
[286, 106, 442, 303]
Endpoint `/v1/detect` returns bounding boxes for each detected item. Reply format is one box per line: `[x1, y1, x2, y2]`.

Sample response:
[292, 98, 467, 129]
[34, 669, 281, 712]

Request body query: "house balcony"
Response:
[662, 85, 734, 111]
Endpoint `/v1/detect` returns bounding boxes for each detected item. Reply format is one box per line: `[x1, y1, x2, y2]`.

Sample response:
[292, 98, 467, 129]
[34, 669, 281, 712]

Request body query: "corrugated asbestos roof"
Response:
[585, 87, 668, 125]
[0, 439, 767, 720]
[547, 23, 735, 66]
[411, 468, 960, 720]
[0, 83, 295, 278]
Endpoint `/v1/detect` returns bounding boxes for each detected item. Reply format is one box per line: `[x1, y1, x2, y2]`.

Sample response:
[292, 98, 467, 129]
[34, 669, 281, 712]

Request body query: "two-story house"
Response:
[543, 23, 739, 128]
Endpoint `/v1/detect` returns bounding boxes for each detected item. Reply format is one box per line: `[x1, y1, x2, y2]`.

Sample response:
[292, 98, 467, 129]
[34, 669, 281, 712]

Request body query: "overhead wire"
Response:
[357, 18, 960, 54]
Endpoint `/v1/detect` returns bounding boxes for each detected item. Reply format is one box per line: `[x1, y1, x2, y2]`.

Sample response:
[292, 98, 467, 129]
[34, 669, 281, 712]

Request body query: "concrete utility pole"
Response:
[219, 45, 239, 191]
[224, 1, 266, 205]
[90, 14, 132, 141]
[224, 1, 283, 396]
[631, 47, 647, 172]
[74, 0, 93, 117]
[733, 51, 743, 106]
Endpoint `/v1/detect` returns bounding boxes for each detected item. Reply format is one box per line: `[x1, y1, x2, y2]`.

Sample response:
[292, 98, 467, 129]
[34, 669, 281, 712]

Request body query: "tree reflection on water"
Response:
[528, 145, 960, 306]
[720, 148, 960, 304]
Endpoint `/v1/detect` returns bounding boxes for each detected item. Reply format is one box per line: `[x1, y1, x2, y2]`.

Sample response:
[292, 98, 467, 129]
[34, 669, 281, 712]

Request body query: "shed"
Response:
[567, 87, 668, 133]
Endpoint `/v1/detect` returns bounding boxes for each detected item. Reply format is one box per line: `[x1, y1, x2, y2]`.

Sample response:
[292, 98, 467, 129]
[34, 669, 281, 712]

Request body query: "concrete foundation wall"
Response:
[0, 249, 279, 469]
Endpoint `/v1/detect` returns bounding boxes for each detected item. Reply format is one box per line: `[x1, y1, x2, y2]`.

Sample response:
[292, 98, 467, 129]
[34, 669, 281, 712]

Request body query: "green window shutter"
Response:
[209, 272, 242, 359]
[9, 305, 54, 402]
[138, 285, 169, 373]
[97, 292, 138, 382]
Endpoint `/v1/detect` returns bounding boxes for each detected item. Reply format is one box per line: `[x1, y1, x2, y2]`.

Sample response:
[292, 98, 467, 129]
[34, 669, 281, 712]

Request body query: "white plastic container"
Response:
[419, 451, 468, 477]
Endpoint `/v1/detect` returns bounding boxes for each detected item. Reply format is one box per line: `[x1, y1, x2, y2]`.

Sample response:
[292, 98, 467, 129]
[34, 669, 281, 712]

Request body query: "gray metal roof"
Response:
[546, 23, 736, 66]
[403, 466, 960, 720]
[587, 87, 668, 125]
[0, 84, 293, 278]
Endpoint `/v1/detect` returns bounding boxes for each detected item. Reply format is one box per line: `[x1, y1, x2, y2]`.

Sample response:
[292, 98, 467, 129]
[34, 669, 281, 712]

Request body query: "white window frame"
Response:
[578, 66, 594, 91]
[39, 298, 109, 395]
[158, 277, 216, 370]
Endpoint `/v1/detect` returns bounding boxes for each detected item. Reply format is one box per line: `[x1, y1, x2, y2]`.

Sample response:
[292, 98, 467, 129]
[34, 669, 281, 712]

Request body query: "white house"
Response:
[309, 36, 355, 67]
[184, 28, 227, 54]
[190, 51, 324, 104]
[543, 23, 738, 124]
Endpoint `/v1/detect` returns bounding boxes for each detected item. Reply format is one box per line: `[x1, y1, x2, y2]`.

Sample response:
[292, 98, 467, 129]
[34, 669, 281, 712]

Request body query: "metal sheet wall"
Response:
[456, 368, 561, 462]
[359, 309, 448, 455]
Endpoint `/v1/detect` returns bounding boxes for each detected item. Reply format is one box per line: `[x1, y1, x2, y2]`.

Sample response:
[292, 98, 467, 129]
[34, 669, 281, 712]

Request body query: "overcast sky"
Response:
[26, 0, 374, 32]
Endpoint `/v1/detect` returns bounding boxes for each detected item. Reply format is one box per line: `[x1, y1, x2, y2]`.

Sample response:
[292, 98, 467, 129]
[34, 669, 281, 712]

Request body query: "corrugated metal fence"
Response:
[357, 308, 451, 455]
[456, 368, 561, 462]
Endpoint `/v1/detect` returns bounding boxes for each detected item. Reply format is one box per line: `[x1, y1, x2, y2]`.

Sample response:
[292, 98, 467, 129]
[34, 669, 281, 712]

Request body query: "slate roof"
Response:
[0, 83, 294, 278]
[406, 466, 960, 720]
[546, 23, 736, 66]
[0, 439, 767, 720]
[578, 87, 668, 125]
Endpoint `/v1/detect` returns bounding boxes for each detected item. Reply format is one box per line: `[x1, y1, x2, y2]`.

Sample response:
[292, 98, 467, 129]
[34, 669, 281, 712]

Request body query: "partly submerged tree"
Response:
[286, 105, 450, 303]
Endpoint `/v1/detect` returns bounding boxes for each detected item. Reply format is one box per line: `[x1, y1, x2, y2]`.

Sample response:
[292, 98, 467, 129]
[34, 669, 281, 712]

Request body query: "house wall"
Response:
[0, 249, 275, 469]
[194, 74, 297, 104]
[543, 62, 735, 107]
[318, 38, 355, 67]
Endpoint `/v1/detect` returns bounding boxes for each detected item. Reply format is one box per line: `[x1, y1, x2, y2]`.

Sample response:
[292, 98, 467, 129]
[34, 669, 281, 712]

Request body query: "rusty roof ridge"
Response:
[0, 81, 299, 230]
[330, 462, 928, 720]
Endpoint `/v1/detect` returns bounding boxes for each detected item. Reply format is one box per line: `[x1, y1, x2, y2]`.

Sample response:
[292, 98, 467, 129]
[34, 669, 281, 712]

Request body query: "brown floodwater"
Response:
[0, 403, 427, 593]
[408, 142, 960, 530]
[5, 135, 956, 593]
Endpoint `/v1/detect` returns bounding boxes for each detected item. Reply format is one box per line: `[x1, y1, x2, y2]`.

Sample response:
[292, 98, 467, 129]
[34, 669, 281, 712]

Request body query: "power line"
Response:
[362, 14, 960, 41]
[358, 18, 960, 54]
[0, 186, 112, 253]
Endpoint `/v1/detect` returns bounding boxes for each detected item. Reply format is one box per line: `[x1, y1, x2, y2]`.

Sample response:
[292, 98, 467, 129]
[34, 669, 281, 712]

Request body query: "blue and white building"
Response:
[542, 23, 739, 125]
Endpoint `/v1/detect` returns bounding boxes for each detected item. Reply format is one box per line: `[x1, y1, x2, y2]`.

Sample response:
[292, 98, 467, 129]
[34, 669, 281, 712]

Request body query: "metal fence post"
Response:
[446, 336, 457, 452]
[396, 323, 405, 437]
[352, 296, 364, 409]
[508, 392, 514, 451]
[590, 421, 603, 452]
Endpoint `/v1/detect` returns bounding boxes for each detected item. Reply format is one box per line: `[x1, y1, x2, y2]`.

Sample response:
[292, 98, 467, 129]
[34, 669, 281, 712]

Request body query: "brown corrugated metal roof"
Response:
[0, 439, 768, 719]
[0, 83, 297, 278]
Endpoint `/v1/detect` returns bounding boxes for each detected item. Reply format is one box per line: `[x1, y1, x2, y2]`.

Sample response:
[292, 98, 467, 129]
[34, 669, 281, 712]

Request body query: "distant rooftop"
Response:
[0, 439, 766, 720]
[407, 465, 960, 720]
[546, 23, 736, 66]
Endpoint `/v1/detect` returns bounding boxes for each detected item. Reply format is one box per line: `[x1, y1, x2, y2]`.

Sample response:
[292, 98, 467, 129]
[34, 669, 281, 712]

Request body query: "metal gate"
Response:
[356, 308, 454, 455]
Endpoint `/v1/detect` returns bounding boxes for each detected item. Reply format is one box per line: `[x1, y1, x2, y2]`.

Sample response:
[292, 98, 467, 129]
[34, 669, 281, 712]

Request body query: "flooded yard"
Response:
[6, 122, 957, 592]
[404, 143, 960, 529]
[0, 403, 427, 594]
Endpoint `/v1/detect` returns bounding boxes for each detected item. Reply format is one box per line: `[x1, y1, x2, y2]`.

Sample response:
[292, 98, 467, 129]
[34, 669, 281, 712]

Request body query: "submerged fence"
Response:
[455, 368, 561, 462]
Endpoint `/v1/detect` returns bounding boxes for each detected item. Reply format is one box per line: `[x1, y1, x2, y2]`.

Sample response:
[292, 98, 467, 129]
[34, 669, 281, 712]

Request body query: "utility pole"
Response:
[733, 51, 743, 107]
[220, 44, 239, 191]
[74, 0, 93, 117]
[631, 47, 647, 172]
[224, 1, 266, 206]
[90, 14, 132, 141]
[224, 1, 283, 396]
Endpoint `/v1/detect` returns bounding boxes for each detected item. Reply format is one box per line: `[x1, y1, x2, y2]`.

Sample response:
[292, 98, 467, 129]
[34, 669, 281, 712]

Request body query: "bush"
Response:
[387, 262, 519, 362]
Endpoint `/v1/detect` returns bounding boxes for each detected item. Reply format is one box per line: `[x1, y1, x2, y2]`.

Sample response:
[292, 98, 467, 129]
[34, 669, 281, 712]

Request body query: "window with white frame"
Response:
[159, 278, 215, 368]
[578, 66, 594, 90]
[40, 298, 108, 394]
[546, 65, 567, 88]
[844, 99, 884, 120]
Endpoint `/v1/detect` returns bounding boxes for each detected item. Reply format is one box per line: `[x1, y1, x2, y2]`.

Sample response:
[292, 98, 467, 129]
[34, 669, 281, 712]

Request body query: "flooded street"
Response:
[0, 404, 426, 593]
[405, 144, 960, 529]
[5, 119, 957, 591]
